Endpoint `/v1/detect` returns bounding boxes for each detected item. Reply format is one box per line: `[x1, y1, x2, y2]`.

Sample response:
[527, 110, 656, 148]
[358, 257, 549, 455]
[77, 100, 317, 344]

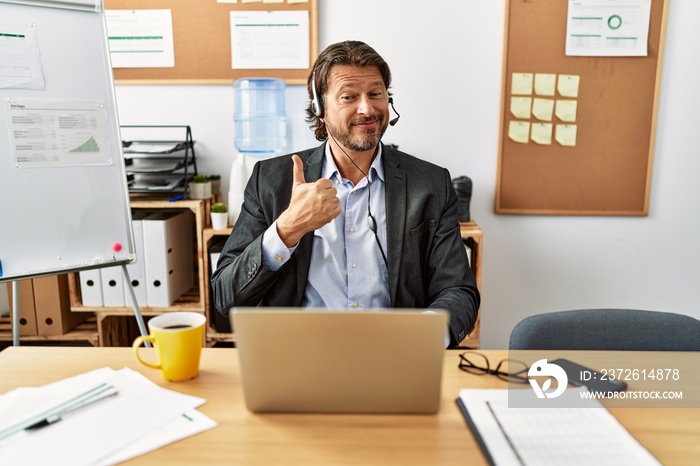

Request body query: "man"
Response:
[212, 40, 479, 347]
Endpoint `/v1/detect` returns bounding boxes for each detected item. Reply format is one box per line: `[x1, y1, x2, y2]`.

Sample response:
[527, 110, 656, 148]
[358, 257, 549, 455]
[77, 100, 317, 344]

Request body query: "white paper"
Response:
[230, 10, 309, 69]
[5, 98, 112, 168]
[106, 9, 175, 68]
[0, 367, 216, 466]
[458, 388, 661, 466]
[566, 0, 652, 56]
[0, 18, 45, 90]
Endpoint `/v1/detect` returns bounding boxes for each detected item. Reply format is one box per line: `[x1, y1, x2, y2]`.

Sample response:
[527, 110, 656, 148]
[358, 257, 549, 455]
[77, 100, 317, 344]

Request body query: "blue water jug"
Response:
[233, 78, 287, 156]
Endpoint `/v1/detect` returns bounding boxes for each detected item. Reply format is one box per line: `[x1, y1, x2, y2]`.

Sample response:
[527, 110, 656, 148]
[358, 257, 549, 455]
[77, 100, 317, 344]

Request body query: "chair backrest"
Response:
[509, 309, 700, 351]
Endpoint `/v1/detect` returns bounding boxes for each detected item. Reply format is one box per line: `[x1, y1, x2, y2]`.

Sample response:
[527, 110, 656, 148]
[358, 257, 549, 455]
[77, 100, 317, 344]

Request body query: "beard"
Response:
[326, 115, 388, 152]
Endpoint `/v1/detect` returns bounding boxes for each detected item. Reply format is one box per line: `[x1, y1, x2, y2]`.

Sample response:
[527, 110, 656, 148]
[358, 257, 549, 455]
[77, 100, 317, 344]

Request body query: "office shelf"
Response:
[0, 315, 100, 347]
[67, 196, 215, 346]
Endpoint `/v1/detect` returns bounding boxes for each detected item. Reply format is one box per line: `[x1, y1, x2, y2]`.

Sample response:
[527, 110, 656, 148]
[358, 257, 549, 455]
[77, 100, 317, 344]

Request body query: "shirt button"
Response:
[352, 302, 359, 308]
[351, 190, 357, 195]
[275, 255, 283, 263]
[349, 227, 355, 233]
[352, 263, 357, 269]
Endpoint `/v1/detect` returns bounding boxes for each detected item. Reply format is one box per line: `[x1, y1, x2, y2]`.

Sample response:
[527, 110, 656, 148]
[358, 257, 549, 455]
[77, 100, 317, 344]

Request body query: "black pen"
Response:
[0, 383, 118, 440]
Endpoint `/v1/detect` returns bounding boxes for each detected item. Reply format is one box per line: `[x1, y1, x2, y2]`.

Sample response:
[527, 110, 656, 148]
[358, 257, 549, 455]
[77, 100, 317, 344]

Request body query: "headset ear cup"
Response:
[311, 71, 323, 118]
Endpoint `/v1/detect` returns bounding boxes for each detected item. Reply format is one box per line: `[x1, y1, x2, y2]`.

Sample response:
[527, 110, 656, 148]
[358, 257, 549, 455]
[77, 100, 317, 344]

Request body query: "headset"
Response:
[311, 71, 400, 126]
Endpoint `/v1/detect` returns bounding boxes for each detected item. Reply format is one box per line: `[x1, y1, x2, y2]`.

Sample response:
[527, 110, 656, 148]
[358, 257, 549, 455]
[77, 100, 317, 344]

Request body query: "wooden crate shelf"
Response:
[0, 315, 99, 347]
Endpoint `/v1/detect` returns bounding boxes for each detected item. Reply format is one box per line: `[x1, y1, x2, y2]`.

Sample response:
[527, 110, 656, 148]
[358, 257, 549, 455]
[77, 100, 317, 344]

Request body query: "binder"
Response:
[100, 265, 125, 307]
[34, 274, 88, 336]
[79, 269, 103, 307]
[124, 210, 151, 307]
[6, 279, 38, 336]
[142, 210, 194, 307]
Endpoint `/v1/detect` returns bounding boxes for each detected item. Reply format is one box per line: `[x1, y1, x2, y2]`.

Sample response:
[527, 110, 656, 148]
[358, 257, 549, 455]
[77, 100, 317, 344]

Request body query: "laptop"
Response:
[230, 308, 448, 414]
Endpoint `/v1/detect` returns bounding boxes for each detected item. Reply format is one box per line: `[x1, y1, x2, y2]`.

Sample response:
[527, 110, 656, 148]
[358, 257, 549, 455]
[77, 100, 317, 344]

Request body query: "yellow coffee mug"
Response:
[133, 312, 206, 382]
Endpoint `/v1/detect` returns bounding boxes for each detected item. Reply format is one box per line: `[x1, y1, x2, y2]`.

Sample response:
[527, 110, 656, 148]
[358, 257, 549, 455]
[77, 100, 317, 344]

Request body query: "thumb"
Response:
[291, 154, 306, 185]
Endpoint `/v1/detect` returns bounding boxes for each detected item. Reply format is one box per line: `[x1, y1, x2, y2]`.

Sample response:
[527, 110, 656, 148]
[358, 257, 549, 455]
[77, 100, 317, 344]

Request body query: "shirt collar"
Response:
[322, 141, 385, 185]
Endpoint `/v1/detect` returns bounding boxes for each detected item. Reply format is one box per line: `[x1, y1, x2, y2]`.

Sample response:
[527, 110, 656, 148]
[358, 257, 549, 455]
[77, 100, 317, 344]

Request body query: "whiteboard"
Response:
[0, 0, 134, 282]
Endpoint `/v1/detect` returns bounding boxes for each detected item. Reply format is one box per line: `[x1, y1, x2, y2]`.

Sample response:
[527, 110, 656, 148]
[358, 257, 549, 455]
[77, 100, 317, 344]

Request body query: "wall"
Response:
[113, 0, 700, 348]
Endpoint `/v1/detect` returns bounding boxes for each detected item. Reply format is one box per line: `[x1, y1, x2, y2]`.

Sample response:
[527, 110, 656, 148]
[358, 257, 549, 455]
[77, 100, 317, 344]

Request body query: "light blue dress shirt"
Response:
[261, 144, 389, 309]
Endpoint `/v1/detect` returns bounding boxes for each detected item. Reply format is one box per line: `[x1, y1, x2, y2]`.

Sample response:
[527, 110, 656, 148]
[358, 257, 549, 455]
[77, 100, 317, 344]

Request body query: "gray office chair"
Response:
[509, 309, 700, 351]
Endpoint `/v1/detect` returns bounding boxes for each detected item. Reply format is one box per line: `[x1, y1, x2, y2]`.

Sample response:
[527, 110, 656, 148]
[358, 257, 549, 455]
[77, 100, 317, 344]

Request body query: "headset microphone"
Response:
[388, 97, 401, 126]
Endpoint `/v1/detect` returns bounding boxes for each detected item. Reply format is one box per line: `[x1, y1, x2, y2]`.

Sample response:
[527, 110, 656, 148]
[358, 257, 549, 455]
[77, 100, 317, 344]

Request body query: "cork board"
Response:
[104, 0, 318, 85]
[494, 0, 669, 216]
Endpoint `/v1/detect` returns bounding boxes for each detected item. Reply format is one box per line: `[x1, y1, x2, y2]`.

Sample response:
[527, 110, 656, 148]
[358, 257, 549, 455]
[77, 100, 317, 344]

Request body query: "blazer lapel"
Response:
[294, 144, 326, 302]
[383, 145, 406, 306]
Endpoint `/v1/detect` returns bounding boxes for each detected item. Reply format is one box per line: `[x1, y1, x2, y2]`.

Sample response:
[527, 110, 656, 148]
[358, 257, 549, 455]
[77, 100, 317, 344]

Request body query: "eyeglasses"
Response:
[458, 351, 529, 384]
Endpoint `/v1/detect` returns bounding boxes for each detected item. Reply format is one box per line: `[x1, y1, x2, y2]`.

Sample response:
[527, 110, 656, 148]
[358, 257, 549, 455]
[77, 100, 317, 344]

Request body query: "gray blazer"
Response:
[211, 143, 480, 346]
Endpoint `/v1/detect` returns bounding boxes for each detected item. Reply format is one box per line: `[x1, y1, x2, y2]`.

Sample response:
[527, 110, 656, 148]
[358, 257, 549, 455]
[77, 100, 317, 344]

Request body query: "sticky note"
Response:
[558, 75, 580, 98]
[510, 97, 532, 119]
[532, 98, 554, 121]
[555, 100, 578, 122]
[508, 121, 531, 144]
[531, 123, 553, 145]
[511, 73, 533, 95]
[534, 74, 557, 96]
[556, 124, 578, 146]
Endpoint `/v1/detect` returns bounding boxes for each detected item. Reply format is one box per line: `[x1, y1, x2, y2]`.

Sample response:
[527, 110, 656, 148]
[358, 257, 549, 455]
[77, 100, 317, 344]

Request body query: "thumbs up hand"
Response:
[277, 154, 341, 247]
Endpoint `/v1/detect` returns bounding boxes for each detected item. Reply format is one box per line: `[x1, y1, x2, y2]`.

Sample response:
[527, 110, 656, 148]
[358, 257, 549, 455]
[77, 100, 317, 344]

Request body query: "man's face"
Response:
[323, 64, 389, 152]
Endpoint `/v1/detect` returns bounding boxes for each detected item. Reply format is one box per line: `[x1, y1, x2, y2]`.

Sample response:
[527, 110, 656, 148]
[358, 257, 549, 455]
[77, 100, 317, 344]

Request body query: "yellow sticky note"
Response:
[510, 97, 532, 119]
[511, 73, 533, 95]
[532, 98, 554, 121]
[264, 0, 284, 3]
[509, 121, 530, 144]
[241, 0, 262, 3]
[556, 124, 577, 146]
[287, 0, 309, 3]
[531, 123, 553, 145]
[558, 75, 580, 98]
[555, 100, 578, 122]
[534, 74, 556, 96]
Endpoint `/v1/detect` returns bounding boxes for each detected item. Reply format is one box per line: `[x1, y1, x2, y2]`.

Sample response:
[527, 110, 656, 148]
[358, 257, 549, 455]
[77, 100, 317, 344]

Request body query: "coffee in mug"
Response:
[132, 312, 206, 382]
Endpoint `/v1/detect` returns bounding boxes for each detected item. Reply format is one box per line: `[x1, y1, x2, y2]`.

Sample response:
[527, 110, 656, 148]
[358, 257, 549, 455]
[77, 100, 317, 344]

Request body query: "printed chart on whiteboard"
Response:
[5, 98, 112, 168]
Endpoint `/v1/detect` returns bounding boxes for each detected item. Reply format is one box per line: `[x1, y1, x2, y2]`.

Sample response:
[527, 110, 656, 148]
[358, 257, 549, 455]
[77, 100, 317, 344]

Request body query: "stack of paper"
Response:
[0, 367, 216, 465]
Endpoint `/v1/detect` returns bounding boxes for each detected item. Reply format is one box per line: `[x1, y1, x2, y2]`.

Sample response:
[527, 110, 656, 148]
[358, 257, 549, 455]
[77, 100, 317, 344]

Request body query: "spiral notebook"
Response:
[456, 388, 661, 466]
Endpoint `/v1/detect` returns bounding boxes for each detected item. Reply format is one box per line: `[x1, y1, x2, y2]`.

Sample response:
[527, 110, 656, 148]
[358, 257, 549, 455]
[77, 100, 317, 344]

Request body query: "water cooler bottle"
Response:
[229, 78, 287, 225]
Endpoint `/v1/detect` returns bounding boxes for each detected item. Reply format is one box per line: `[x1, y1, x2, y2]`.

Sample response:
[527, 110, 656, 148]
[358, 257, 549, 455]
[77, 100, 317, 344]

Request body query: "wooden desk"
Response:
[0, 348, 697, 465]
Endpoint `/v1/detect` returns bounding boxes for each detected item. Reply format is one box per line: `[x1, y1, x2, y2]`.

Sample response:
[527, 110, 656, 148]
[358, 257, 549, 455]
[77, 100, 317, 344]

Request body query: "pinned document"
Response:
[555, 99, 578, 123]
[532, 98, 555, 121]
[511, 73, 533, 95]
[531, 123, 553, 145]
[510, 97, 532, 119]
[508, 121, 530, 144]
[556, 124, 578, 147]
[558, 74, 580, 98]
[534, 73, 556, 96]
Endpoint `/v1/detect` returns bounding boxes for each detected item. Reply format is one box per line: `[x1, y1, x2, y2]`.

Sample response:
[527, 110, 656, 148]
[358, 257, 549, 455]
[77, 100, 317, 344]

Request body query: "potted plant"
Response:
[210, 202, 228, 229]
[208, 174, 221, 194]
[188, 174, 212, 200]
